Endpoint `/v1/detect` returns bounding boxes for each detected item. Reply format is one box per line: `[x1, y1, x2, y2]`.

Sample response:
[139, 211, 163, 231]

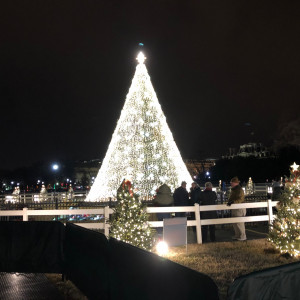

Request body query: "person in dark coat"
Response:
[199, 182, 217, 242]
[153, 184, 174, 221]
[173, 181, 189, 217]
[189, 182, 201, 205]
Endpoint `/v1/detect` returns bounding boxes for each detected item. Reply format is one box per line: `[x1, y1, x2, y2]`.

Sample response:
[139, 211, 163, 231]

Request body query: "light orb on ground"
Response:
[156, 241, 169, 256]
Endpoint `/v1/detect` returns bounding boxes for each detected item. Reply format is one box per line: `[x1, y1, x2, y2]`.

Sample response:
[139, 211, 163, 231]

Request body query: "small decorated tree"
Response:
[110, 179, 154, 251]
[245, 177, 254, 195]
[269, 162, 300, 257]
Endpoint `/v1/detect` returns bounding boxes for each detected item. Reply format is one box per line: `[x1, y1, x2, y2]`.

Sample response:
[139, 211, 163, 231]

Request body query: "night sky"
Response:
[1, 1, 300, 170]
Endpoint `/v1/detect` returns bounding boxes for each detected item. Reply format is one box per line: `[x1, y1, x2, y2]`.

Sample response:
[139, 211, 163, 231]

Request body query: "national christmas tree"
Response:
[86, 52, 192, 201]
[269, 162, 300, 257]
[109, 179, 154, 250]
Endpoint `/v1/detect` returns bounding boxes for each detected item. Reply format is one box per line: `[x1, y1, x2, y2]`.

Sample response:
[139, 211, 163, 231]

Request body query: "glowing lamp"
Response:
[52, 164, 59, 170]
[156, 241, 169, 256]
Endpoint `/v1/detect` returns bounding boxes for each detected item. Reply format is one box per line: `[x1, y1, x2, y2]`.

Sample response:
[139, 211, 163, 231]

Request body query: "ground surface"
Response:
[164, 238, 299, 299]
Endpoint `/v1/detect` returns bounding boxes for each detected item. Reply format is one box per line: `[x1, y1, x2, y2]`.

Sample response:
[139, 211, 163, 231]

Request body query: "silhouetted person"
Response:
[173, 181, 189, 217]
[190, 182, 201, 205]
[199, 182, 217, 242]
[153, 184, 174, 221]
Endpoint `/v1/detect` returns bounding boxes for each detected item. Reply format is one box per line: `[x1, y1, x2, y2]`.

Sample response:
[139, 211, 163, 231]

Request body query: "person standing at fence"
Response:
[153, 184, 174, 221]
[199, 182, 217, 242]
[190, 182, 201, 205]
[227, 177, 247, 241]
[173, 181, 189, 217]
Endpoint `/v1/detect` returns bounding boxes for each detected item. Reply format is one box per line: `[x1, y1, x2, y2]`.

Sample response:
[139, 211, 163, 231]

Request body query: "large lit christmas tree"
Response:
[269, 162, 300, 257]
[86, 52, 192, 201]
[109, 179, 154, 250]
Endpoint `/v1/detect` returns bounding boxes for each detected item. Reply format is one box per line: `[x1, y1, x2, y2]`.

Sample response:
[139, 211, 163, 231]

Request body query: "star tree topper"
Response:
[136, 52, 146, 64]
[291, 162, 299, 172]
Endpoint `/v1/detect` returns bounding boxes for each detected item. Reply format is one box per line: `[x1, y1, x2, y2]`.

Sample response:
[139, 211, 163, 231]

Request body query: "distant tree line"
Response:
[210, 145, 300, 183]
[1, 145, 300, 190]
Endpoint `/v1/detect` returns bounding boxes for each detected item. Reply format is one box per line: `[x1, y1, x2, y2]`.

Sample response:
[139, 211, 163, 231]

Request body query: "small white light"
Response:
[156, 241, 168, 256]
[136, 52, 146, 64]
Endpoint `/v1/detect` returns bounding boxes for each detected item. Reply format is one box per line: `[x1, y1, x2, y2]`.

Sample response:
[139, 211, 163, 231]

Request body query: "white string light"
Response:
[86, 52, 192, 201]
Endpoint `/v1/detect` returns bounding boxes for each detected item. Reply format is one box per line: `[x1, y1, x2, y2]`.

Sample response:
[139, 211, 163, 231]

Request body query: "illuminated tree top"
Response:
[86, 52, 193, 201]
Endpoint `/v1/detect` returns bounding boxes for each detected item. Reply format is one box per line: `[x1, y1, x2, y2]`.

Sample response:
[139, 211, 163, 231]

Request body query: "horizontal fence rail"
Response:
[0, 200, 278, 244]
[0, 191, 88, 204]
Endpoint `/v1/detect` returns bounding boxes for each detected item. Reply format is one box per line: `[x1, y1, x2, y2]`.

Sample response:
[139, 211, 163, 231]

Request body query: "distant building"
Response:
[222, 143, 274, 159]
[184, 159, 217, 178]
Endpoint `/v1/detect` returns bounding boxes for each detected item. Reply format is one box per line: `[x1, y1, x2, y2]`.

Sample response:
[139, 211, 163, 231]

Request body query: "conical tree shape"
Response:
[86, 52, 192, 201]
[109, 179, 154, 250]
[269, 163, 300, 257]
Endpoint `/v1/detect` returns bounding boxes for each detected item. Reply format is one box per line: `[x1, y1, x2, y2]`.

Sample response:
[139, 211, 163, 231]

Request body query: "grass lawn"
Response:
[161, 239, 299, 300]
[47, 238, 299, 300]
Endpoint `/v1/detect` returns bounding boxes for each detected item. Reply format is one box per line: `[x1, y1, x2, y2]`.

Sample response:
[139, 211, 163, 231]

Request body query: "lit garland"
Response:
[269, 162, 300, 257]
[86, 52, 192, 201]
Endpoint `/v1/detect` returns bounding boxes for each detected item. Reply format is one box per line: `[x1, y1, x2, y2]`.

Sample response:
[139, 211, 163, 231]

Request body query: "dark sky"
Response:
[1, 0, 300, 170]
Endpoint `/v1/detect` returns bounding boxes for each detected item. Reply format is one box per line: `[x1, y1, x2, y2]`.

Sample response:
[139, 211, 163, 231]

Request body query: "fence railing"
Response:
[0, 200, 278, 244]
[0, 183, 276, 204]
[0, 191, 88, 204]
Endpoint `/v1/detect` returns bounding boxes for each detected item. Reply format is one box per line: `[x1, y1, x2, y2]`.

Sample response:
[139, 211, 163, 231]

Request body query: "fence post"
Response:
[194, 203, 202, 244]
[23, 207, 28, 221]
[267, 199, 273, 225]
[104, 206, 110, 237]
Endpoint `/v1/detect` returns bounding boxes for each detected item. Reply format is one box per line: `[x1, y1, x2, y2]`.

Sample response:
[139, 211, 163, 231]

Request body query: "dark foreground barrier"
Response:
[65, 223, 219, 300]
[109, 237, 219, 300]
[227, 261, 300, 300]
[0, 221, 64, 273]
[65, 223, 109, 300]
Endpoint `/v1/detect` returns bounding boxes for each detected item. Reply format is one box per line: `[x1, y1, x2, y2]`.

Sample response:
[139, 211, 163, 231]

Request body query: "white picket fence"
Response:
[0, 200, 278, 244]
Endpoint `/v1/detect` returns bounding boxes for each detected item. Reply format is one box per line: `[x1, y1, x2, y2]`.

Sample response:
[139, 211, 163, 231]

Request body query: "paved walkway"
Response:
[0, 273, 63, 300]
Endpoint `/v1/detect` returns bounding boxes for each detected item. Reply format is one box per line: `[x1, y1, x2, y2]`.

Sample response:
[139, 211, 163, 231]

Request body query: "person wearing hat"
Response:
[173, 181, 189, 217]
[227, 176, 247, 241]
